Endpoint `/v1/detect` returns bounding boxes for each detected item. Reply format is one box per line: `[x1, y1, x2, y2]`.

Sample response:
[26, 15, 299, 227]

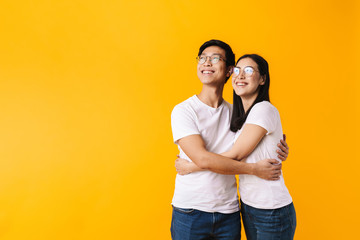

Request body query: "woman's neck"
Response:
[241, 93, 259, 112]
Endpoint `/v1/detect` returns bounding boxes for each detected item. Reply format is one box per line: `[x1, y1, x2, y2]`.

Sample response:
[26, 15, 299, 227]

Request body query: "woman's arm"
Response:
[223, 123, 267, 161]
[175, 102, 289, 176]
[174, 134, 281, 180]
[175, 124, 267, 175]
[175, 158, 203, 175]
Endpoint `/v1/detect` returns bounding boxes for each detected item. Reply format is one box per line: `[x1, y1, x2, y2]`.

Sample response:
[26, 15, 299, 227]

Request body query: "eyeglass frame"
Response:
[196, 54, 228, 65]
[232, 66, 259, 78]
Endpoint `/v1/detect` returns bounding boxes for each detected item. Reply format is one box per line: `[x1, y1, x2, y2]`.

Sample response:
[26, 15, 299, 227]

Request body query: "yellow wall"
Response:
[0, 0, 359, 239]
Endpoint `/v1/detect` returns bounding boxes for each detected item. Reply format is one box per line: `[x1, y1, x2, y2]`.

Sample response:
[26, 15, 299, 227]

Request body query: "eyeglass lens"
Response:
[198, 55, 221, 64]
[233, 67, 254, 77]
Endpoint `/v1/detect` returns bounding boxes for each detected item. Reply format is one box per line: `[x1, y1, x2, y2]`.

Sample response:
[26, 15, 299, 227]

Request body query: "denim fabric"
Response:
[171, 206, 241, 240]
[241, 201, 296, 240]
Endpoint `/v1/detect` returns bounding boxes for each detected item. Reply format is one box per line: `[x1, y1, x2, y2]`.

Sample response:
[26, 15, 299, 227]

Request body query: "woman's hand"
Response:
[175, 157, 194, 175]
[175, 157, 200, 175]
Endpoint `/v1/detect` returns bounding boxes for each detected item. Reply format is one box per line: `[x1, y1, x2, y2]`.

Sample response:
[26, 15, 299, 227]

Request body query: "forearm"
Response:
[221, 150, 243, 161]
[187, 162, 204, 173]
[195, 151, 254, 175]
[177, 135, 254, 175]
[177, 135, 281, 180]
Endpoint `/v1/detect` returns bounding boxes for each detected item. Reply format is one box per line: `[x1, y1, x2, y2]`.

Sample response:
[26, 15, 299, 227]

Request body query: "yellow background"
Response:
[0, 0, 359, 239]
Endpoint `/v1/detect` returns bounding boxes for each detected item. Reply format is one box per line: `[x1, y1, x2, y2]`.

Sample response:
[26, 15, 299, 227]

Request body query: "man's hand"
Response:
[253, 159, 282, 180]
[277, 134, 289, 161]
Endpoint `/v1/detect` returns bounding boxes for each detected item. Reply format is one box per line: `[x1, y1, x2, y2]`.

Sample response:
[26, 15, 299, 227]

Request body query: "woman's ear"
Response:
[260, 75, 266, 85]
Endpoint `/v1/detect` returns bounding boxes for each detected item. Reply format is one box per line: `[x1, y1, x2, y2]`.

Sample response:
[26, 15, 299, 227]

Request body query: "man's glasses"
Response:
[233, 66, 259, 78]
[196, 54, 227, 65]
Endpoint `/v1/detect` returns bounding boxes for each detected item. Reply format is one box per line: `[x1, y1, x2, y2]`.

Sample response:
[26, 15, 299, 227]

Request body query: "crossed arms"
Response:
[175, 124, 289, 180]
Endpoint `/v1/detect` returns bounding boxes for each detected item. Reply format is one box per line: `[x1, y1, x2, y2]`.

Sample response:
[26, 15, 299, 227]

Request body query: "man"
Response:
[170, 40, 288, 240]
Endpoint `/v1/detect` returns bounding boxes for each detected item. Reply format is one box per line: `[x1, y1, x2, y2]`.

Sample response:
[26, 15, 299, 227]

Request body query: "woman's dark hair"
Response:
[198, 39, 235, 83]
[230, 54, 270, 132]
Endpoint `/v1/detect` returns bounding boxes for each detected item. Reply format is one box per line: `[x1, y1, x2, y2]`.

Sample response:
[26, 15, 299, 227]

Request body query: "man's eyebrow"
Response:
[199, 53, 222, 56]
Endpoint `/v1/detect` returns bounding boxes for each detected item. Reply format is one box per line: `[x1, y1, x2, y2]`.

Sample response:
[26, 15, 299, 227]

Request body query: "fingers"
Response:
[262, 162, 282, 180]
[175, 159, 180, 170]
[277, 154, 286, 161]
[175, 157, 189, 175]
[277, 149, 287, 161]
[267, 158, 281, 165]
[176, 169, 189, 175]
[283, 134, 286, 141]
[271, 165, 282, 174]
[272, 176, 280, 180]
[277, 141, 289, 161]
[266, 175, 280, 181]
[270, 174, 280, 180]
[281, 140, 289, 151]
[269, 169, 282, 180]
[277, 141, 289, 154]
[175, 165, 185, 175]
[272, 164, 282, 171]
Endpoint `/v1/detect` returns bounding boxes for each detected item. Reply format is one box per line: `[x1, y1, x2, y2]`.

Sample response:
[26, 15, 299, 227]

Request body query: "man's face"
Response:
[197, 46, 229, 87]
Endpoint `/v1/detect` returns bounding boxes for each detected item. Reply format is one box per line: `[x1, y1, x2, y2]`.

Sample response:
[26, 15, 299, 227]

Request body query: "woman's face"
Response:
[232, 57, 265, 99]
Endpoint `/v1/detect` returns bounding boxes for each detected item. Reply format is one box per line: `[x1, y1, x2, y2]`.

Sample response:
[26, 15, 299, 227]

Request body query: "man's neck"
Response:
[197, 85, 224, 108]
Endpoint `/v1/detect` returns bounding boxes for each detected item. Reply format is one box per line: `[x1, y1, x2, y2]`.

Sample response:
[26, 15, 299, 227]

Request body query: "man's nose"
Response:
[203, 57, 212, 66]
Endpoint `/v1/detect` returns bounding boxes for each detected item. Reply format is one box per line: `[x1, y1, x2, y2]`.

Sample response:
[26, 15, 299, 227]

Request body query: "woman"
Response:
[175, 54, 296, 240]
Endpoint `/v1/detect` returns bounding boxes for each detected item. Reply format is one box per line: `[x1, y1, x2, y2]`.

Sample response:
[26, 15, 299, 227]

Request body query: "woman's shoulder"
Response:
[246, 102, 281, 134]
[252, 101, 278, 113]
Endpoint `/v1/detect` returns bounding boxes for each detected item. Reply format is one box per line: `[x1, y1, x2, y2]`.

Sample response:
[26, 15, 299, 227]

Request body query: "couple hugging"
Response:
[170, 40, 296, 240]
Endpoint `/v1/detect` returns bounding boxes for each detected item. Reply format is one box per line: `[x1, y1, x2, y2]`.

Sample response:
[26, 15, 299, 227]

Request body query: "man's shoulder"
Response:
[172, 96, 232, 115]
[172, 95, 198, 112]
[222, 99, 233, 110]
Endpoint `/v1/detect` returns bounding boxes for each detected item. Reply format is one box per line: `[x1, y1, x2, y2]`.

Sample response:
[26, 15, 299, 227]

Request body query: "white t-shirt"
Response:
[235, 101, 292, 209]
[171, 95, 239, 213]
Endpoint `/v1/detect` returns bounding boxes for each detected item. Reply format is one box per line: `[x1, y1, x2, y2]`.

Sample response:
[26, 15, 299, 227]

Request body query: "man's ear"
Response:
[226, 66, 233, 77]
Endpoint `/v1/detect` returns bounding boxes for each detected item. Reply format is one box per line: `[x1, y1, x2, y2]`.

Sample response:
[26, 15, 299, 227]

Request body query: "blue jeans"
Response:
[171, 206, 241, 240]
[241, 201, 296, 240]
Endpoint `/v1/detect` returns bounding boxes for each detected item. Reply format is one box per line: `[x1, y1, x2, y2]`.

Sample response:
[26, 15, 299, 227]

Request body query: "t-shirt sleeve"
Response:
[245, 102, 277, 134]
[171, 104, 200, 143]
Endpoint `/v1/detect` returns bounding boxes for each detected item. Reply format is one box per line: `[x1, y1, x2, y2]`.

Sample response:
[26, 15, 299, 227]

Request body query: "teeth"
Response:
[236, 83, 246, 86]
[203, 71, 214, 74]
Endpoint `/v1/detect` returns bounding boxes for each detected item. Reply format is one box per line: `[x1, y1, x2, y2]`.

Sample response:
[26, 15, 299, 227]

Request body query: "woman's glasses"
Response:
[233, 66, 259, 78]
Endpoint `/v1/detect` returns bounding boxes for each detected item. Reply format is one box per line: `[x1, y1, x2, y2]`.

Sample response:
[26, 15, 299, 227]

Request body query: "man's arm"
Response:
[177, 134, 281, 180]
[175, 132, 289, 175]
